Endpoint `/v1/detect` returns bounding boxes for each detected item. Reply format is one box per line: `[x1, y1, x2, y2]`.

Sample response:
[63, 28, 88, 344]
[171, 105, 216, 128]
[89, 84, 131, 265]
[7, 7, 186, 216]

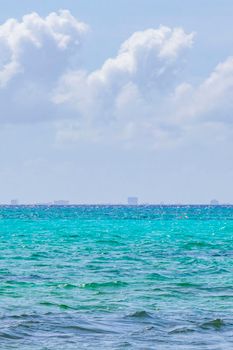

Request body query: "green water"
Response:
[0, 205, 233, 349]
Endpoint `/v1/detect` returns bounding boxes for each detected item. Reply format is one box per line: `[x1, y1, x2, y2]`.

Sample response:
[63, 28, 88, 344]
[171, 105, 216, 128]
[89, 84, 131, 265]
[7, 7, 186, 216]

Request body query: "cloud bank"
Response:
[53, 26, 195, 146]
[0, 10, 233, 148]
[0, 10, 88, 122]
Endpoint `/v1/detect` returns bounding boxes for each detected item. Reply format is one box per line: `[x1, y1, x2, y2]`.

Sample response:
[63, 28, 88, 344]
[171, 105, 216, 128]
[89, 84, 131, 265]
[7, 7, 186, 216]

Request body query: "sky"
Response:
[0, 0, 233, 204]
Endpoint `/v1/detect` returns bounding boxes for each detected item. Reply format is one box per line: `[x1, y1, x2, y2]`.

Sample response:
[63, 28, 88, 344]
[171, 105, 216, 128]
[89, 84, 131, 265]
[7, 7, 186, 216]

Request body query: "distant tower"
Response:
[11, 199, 19, 205]
[127, 197, 138, 205]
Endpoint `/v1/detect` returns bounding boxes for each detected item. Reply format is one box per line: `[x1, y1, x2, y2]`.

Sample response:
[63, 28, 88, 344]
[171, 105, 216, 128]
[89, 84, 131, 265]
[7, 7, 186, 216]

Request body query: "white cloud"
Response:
[0, 10, 88, 123]
[54, 26, 194, 103]
[0, 10, 88, 87]
[53, 24, 233, 148]
[53, 26, 195, 147]
[0, 10, 233, 149]
[173, 56, 233, 124]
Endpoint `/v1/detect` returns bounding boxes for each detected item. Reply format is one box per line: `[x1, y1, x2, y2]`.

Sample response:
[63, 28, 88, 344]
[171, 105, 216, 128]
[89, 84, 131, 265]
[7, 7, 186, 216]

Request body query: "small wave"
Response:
[58, 283, 77, 289]
[30, 252, 49, 260]
[127, 310, 153, 319]
[169, 326, 195, 334]
[8, 313, 38, 320]
[80, 281, 128, 289]
[65, 324, 115, 334]
[39, 301, 75, 310]
[0, 332, 21, 340]
[146, 273, 170, 281]
[175, 282, 202, 288]
[184, 241, 214, 249]
[96, 239, 125, 246]
[200, 318, 225, 329]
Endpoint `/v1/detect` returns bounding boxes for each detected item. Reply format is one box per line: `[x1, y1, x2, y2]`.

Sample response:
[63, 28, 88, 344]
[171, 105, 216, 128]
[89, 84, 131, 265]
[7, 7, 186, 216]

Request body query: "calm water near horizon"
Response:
[0, 205, 233, 349]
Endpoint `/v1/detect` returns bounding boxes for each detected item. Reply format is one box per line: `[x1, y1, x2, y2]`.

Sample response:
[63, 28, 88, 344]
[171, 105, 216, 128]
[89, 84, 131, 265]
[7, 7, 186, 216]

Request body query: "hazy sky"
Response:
[1, 0, 233, 204]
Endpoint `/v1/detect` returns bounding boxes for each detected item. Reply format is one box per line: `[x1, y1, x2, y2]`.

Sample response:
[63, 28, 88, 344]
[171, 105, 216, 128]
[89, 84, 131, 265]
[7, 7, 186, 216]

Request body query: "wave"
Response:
[80, 281, 128, 289]
[169, 326, 195, 334]
[39, 301, 75, 310]
[126, 310, 153, 319]
[200, 318, 225, 329]
[0, 332, 22, 340]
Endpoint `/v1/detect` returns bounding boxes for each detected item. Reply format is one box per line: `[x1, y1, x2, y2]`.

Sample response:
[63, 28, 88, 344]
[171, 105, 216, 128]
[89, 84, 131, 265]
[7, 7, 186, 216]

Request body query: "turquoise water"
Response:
[0, 205, 233, 349]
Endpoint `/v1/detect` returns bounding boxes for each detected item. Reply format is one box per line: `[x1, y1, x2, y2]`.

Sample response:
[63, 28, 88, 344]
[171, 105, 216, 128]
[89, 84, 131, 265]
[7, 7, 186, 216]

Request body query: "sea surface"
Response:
[0, 205, 233, 349]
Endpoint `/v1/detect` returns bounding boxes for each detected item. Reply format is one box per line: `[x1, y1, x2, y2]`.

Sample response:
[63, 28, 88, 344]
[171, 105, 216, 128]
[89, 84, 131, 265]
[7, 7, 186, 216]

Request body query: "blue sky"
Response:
[0, 1, 233, 204]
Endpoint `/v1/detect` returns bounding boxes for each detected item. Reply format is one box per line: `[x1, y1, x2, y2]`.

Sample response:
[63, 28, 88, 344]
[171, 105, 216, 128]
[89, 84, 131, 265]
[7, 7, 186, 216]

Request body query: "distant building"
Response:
[210, 199, 219, 205]
[127, 197, 138, 205]
[10, 199, 19, 205]
[54, 200, 70, 206]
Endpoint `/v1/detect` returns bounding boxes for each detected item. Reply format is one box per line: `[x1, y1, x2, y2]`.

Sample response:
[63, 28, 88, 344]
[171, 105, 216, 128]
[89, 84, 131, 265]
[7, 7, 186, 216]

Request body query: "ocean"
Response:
[0, 205, 232, 349]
